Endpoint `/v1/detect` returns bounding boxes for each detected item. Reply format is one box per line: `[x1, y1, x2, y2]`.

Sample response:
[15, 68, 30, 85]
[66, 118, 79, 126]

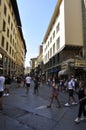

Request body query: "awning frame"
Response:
[58, 69, 69, 76]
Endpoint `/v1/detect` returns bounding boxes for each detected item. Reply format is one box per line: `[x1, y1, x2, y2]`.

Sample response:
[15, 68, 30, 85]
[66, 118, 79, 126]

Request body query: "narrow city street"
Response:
[0, 81, 86, 130]
[0, 1, 86, 130]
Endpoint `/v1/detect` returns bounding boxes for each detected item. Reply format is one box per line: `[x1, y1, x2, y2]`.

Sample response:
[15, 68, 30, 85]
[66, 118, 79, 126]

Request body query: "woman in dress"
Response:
[47, 78, 61, 108]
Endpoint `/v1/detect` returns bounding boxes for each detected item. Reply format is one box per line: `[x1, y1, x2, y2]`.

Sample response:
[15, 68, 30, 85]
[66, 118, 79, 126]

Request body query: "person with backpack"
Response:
[65, 76, 77, 106]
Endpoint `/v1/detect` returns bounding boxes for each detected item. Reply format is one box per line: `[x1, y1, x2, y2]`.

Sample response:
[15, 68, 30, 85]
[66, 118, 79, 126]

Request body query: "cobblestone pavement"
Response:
[0, 81, 86, 130]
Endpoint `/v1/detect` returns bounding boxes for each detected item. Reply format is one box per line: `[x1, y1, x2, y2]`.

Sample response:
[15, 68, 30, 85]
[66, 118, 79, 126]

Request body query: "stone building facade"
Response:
[43, 0, 86, 80]
[0, 0, 27, 77]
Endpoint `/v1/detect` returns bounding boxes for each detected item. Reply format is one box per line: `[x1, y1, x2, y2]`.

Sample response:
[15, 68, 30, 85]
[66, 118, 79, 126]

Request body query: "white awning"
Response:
[58, 69, 68, 77]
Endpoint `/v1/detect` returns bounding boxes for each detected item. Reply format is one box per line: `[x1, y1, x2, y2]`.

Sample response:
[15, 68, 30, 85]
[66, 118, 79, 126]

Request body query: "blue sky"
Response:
[17, 0, 58, 67]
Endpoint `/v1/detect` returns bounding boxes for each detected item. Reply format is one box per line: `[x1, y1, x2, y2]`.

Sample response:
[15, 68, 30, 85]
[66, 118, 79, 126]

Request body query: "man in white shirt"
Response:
[65, 76, 77, 106]
[0, 71, 5, 110]
[25, 74, 31, 94]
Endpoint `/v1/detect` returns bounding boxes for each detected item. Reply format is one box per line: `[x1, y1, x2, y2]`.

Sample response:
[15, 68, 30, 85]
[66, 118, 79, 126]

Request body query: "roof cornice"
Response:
[43, 0, 62, 43]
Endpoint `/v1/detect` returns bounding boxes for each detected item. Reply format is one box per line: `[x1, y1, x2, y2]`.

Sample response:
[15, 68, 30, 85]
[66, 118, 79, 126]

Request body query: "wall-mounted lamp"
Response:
[17, 25, 22, 28]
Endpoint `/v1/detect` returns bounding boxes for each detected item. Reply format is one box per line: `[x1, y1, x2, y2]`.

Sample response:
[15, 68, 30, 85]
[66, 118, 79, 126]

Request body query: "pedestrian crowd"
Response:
[47, 74, 86, 123]
[0, 71, 86, 124]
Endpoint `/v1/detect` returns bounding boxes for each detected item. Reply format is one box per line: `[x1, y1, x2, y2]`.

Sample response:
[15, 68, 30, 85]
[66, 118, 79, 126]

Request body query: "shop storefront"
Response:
[58, 59, 86, 80]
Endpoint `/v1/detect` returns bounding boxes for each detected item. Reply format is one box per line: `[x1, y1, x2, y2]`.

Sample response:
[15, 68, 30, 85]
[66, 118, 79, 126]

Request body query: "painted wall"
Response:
[64, 0, 83, 46]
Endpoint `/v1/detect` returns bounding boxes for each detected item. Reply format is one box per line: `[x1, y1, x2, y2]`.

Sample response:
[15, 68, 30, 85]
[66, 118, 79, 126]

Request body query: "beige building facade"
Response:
[43, 0, 86, 80]
[29, 45, 44, 77]
[0, 0, 27, 77]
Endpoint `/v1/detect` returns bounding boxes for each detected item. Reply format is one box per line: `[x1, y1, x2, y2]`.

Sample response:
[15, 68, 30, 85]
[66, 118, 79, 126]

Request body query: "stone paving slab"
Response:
[17, 112, 56, 130]
[0, 112, 33, 130]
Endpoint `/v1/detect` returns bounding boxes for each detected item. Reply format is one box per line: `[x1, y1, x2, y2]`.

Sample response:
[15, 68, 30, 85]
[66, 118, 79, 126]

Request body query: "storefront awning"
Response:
[49, 66, 61, 73]
[58, 69, 68, 76]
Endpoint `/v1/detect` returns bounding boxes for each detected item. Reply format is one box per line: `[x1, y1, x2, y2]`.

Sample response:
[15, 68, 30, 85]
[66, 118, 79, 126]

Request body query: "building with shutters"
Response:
[43, 0, 86, 80]
[0, 0, 27, 78]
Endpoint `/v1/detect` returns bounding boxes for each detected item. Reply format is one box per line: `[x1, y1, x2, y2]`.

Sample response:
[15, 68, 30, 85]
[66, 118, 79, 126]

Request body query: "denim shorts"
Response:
[68, 89, 73, 97]
[26, 83, 30, 87]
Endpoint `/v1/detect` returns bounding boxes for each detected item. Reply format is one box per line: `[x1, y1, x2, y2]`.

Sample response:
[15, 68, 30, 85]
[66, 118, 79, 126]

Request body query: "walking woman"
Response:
[47, 80, 61, 108]
[74, 80, 86, 123]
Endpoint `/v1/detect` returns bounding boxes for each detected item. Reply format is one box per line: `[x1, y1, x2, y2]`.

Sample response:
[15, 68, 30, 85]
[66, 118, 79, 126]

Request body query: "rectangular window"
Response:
[7, 28, 9, 37]
[8, 1, 11, 8]
[3, 20, 6, 31]
[6, 42, 8, 51]
[56, 37, 60, 50]
[4, 4, 7, 16]
[1, 36, 4, 47]
[10, 34, 12, 43]
[53, 31, 55, 39]
[11, 23, 13, 30]
[53, 43, 55, 54]
[50, 47, 52, 57]
[56, 23, 60, 33]
[13, 28, 15, 35]
[13, 39, 14, 46]
[8, 15, 10, 24]
[12, 49, 13, 57]
[50, 36, 52, 43]
[0, 0, 1, 5]
[48, 41, 49, 47]
[9, 46, 11, 54]
[48, 51, 49, 59]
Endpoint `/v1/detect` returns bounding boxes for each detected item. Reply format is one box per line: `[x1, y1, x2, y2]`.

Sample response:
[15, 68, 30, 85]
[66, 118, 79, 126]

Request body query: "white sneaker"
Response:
[65, 103, 70, 107]
[3, 93, 6, 96]
[74, 117, 80, 123]
[72, 102, 77, 105]
[6, 93, 9, 96]
[81, 116, 86, 121]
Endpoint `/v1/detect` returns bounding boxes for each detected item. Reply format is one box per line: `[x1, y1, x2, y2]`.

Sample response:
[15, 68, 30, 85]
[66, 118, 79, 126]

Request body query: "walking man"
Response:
[25, 74, 31, 94]
[0, 71, 5, 110]
[65, 76, 77, 106]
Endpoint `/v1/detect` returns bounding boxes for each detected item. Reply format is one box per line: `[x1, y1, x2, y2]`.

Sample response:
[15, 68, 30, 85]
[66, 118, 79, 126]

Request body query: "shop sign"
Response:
[75, 61, 86, 67]
[61, 63, 68, 69]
